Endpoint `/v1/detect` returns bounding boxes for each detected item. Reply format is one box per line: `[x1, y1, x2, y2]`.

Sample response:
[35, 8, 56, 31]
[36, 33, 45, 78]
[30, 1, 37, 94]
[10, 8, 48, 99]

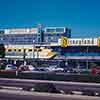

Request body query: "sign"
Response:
[98, 36, 100, 47]
[59, 38, 97, 47]
[9, 29, 28, 33]
[29, 28, 38, 33]
[4, 28, 38, 34]
[68, 38, 97, 46]
[60, 36, 68, 47]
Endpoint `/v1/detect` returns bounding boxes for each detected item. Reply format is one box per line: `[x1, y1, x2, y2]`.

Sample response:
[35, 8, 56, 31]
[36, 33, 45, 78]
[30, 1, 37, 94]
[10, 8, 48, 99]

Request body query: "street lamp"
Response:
[23, 47, 26, 65]
[86, 46, 88, 70]
[33, 40, 35, 59]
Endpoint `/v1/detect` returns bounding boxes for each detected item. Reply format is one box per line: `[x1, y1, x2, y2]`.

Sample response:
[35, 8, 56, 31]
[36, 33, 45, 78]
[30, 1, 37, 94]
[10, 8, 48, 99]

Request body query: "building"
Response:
[56, 37, 100, 68]
[2, 28, 39, 45]
[43, 27, 71, 43]
[0, 26, 71, 59]
[0, 25, 100, 68]
[0, 26, 71, 45]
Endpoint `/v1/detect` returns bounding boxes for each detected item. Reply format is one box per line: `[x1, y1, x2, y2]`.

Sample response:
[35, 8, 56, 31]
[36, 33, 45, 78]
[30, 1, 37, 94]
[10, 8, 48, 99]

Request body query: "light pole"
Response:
[33, 40, 35, 59]
[86, 46, 88, 70]
[23, 47, 26, 65]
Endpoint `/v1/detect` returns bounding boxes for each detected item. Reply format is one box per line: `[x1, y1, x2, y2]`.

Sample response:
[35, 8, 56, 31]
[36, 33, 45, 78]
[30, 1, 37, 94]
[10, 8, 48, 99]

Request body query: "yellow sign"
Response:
[98, 36, 100, 47]
[60, 36, 68, 47]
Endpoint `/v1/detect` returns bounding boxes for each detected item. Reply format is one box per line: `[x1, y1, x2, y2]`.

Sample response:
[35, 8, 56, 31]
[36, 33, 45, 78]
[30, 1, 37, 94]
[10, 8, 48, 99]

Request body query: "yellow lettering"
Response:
[60, 36, 68, 47]
[98, 36, 100, 47]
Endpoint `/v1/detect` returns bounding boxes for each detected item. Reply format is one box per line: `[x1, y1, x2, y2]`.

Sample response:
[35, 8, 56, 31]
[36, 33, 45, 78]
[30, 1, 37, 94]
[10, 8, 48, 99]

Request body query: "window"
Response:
[0, 30, 4, 34]
[45, 37, 49, 42]
[56, 28, 64, 33]
[14, 49, 16, 52]
[8, 49, 12, 52]
[28, 49, 32, 52]
[18, 49, 21, 52]
[34, 48, 37, 51]
[38, 49, 42, 52]
[46, 29, 55, 33]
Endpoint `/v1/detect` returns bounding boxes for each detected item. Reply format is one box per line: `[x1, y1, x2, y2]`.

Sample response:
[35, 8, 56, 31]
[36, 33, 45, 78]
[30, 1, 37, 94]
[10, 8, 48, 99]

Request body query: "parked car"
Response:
[33, 67, 49, 72]
[18, 65, 35, 71]
[63, 67, 75, 73]
[46, 66, 64, 72]
[91, 66, 100, 75]
[73, 65, 90, 74]
[0, 64, 17, 72]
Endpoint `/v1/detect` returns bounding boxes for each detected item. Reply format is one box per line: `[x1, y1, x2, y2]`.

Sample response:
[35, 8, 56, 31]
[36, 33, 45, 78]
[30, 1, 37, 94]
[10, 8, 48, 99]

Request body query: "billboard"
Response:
[4, 28, 38, 34]
[59, 38, 97, 46]
[68, 38, 97, 46]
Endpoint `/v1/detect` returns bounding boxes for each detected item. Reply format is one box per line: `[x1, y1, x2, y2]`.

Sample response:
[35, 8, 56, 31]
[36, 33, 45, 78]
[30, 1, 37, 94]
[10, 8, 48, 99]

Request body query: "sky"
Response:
[0, 0, 100, 37]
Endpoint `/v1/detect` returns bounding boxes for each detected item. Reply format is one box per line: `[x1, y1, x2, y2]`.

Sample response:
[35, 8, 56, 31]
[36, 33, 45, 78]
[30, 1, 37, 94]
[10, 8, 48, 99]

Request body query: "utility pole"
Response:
[86, 46, 88, 70]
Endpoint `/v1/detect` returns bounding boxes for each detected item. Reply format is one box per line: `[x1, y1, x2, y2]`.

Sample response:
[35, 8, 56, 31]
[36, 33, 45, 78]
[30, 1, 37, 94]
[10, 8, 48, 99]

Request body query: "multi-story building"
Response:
[0, 26, 71, 45]
[0, 26, 71, 59]
[2, 28, 39, 45]
[0, 25, 100, 68]
[56, 37, 100, 68]
[43, 27, 71, 43]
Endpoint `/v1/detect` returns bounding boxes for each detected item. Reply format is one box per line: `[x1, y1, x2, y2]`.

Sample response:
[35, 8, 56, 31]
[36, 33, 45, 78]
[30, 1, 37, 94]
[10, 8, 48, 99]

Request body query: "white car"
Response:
[46, 67, 64, 72]
[5, 64, 16, 70]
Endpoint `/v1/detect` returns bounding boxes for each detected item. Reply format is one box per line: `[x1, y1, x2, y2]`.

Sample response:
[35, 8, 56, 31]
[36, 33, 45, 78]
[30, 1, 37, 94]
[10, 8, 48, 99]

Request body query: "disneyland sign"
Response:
[68, 38, 97, 46]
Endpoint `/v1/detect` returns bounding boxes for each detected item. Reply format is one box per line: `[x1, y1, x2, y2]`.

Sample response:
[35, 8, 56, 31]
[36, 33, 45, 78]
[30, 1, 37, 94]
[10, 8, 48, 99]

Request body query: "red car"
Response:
[18, 65, 35, 71]
[91, 67, 100, 75]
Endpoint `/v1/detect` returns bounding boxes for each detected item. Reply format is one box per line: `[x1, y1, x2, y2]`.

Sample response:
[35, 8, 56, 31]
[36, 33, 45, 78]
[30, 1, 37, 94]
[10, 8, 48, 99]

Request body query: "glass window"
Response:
[14, 49, 16, 51]
[18, 49, 21, 52]
[28, 49, 32, 52]
[45, 37, 48, 42]
[46, 29, 55, 33]
[38, 49, 42, 52]
[8, 49, 12, 52]
[34, 48, 37, 51]
[56, 28, 64, 32]
[0, 30, 4, 34]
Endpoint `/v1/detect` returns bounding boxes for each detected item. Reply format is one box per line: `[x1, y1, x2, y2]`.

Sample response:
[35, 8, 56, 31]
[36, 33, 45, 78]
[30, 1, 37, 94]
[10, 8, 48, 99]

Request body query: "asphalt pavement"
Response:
[0, 89, 100, 100]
